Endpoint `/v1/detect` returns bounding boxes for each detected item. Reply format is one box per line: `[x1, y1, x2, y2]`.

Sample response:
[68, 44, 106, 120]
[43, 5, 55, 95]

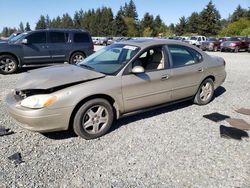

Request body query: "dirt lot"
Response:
[0, 51, 250, 187]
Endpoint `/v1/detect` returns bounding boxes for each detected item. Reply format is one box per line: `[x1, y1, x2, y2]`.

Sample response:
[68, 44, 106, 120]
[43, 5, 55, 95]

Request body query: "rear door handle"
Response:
[161, 74, 169, 80]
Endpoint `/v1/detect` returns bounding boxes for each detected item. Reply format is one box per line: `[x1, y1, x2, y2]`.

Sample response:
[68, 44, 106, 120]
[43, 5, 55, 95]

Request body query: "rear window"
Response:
[73, 33, 91, 43]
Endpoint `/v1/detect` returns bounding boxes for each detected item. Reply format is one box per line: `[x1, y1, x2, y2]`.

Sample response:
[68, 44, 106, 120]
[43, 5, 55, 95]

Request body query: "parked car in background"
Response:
[248, 43, 250, 53]
[0, 29, 94, 74]
[200, 37, 221, 51]
[6, 39, 226, 139]
[184, 36, 207, 47]
[0, 32, 22, 43]
[220, 37, 249, 52]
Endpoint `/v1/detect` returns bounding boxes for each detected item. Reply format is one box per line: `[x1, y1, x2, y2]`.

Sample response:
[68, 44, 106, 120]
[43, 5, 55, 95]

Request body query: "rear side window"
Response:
[74, 33, 91, 43]
[49, 32, 66, 43]
[168, 45, 202, 68]
[26, 32, 46, 44]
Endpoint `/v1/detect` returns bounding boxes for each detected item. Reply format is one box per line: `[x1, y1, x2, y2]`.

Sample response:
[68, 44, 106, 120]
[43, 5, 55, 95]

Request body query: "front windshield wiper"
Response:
[78, 64, 95, 70]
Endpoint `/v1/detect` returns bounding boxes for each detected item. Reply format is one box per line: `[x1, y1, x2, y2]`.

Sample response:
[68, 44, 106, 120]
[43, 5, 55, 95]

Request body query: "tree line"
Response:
[1, 0, 250, 38]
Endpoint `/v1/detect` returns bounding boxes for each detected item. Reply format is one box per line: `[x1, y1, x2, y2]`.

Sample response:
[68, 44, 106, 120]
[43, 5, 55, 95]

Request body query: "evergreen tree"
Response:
[100, 7, 114, 36]
[73, 11, 81, 29]
[153, 15, 164, 36]
[169, 23, 176, 34]
[36, 15, 47, 29]
[61, 13, 74, 28]
[175, 16, 187, 36]
[45, 15, 51, 28]
[230, 5, 248, 22]
[199, 1, 221, 36]
[2, 27, 9, 37]
[19, 22, 24, 32]
[25, 22, 31, 31]
[187, 12, 200, 34]
[114, 6, 127, 36]
[141, 12, 154, 37]
[123, 0, 139, 36]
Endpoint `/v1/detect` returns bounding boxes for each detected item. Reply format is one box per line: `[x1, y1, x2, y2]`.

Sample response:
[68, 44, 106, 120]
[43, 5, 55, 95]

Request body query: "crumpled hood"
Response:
[16, 64, 105, 90]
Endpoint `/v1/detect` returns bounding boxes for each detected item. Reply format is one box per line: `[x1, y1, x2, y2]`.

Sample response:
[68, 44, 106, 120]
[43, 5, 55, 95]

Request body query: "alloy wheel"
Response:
[0, 58, 17, 73]
[200, 82, 213, 102]
[82, 105, 109, 134]
[73, 55, 84, 64]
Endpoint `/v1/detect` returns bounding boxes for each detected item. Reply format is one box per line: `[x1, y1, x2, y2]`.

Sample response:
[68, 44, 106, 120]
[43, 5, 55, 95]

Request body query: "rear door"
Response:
[22, 31, 51, 64]
[167, 45, 204, 101]
[48, 31, 68, 63]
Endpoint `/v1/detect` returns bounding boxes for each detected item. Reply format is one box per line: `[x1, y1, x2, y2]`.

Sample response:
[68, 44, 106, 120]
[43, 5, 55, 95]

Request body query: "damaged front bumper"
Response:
[6, 92, 74, 133]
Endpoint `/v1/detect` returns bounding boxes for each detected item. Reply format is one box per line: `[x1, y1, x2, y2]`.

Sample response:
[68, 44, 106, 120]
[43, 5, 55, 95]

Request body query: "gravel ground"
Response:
[0, 51, 250, 188]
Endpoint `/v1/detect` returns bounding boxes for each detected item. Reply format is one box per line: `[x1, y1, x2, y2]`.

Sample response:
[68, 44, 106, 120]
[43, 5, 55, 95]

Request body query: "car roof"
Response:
[117, 39, 191, 49]
[31, 28, 88, 33]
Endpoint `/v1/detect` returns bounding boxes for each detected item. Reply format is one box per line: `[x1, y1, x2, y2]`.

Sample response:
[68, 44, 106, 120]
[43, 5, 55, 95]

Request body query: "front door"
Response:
[122, 46, 172, 112]
[22, 31, 51, 64]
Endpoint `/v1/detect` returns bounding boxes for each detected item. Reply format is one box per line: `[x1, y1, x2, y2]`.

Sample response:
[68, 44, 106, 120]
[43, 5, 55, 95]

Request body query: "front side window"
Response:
[78, 44, 139, 75]
[49, 32, 65, 43]
[132, 46, 166, 71]
[26, 32, 46, 44]
[74, 33, 90, 43]
[168, 45, 202, 68]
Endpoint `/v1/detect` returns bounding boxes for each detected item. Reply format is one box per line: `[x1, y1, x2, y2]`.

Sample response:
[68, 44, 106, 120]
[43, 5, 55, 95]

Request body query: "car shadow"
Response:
[42, 130, 77, 140]
[42, 86, 227, 140]
[109, 100, 193, 134]
[214, 86, 226, 98]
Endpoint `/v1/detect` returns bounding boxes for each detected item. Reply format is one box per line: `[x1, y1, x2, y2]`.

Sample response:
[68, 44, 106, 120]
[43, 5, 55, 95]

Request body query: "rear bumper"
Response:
[6, 93, 74, 133]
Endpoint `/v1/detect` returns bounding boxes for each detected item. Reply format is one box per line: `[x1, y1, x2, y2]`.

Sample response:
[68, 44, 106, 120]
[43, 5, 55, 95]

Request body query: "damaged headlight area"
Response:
[20, 95, 57, 109]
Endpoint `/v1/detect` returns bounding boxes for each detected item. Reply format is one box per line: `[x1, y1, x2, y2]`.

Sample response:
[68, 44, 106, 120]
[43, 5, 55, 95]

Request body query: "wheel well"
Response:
[0, 52, 20, 65]
[201, 75, 215, 85]
[68, 94, 117, 131]
[69, 51, 86, 61]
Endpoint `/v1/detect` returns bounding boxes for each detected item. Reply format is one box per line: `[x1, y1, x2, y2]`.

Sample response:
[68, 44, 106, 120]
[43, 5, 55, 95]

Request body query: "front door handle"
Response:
[161, 74, 169, 80]
[198, 68, 204, 72]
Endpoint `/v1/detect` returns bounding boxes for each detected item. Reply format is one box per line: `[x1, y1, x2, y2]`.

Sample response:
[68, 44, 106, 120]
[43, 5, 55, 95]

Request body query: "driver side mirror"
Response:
[131, 66, 145, 74]
[21, 39, 28, 44]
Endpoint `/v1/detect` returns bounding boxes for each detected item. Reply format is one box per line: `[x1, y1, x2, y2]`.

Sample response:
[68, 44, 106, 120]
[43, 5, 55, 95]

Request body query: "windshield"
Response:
[78, 44, 140, 75]
[9, 32, 27, 43]
[190, 37, 197, 40]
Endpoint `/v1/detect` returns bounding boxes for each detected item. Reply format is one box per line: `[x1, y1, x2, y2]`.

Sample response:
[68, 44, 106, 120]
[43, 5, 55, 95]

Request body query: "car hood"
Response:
[16, 64, 106, 90]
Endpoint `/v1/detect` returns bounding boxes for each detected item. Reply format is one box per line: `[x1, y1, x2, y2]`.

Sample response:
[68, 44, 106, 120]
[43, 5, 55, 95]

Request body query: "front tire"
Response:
[234, 46, 239, 53]
[0, 55, 18, 74]
[73, 98, 114, 140]
[194, 78, 214, 105]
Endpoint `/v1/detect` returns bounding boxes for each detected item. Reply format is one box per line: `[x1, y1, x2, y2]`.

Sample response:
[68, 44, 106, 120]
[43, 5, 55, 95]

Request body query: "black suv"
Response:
[0, 29, 94, 74]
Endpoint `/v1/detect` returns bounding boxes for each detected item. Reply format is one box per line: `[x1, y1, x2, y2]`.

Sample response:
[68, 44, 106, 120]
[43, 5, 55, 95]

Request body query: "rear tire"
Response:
[73, 98, 114, 140]
[70, 52, 85, 64]
[0, 55, 18, 74]
[194, 78, 214, 105]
